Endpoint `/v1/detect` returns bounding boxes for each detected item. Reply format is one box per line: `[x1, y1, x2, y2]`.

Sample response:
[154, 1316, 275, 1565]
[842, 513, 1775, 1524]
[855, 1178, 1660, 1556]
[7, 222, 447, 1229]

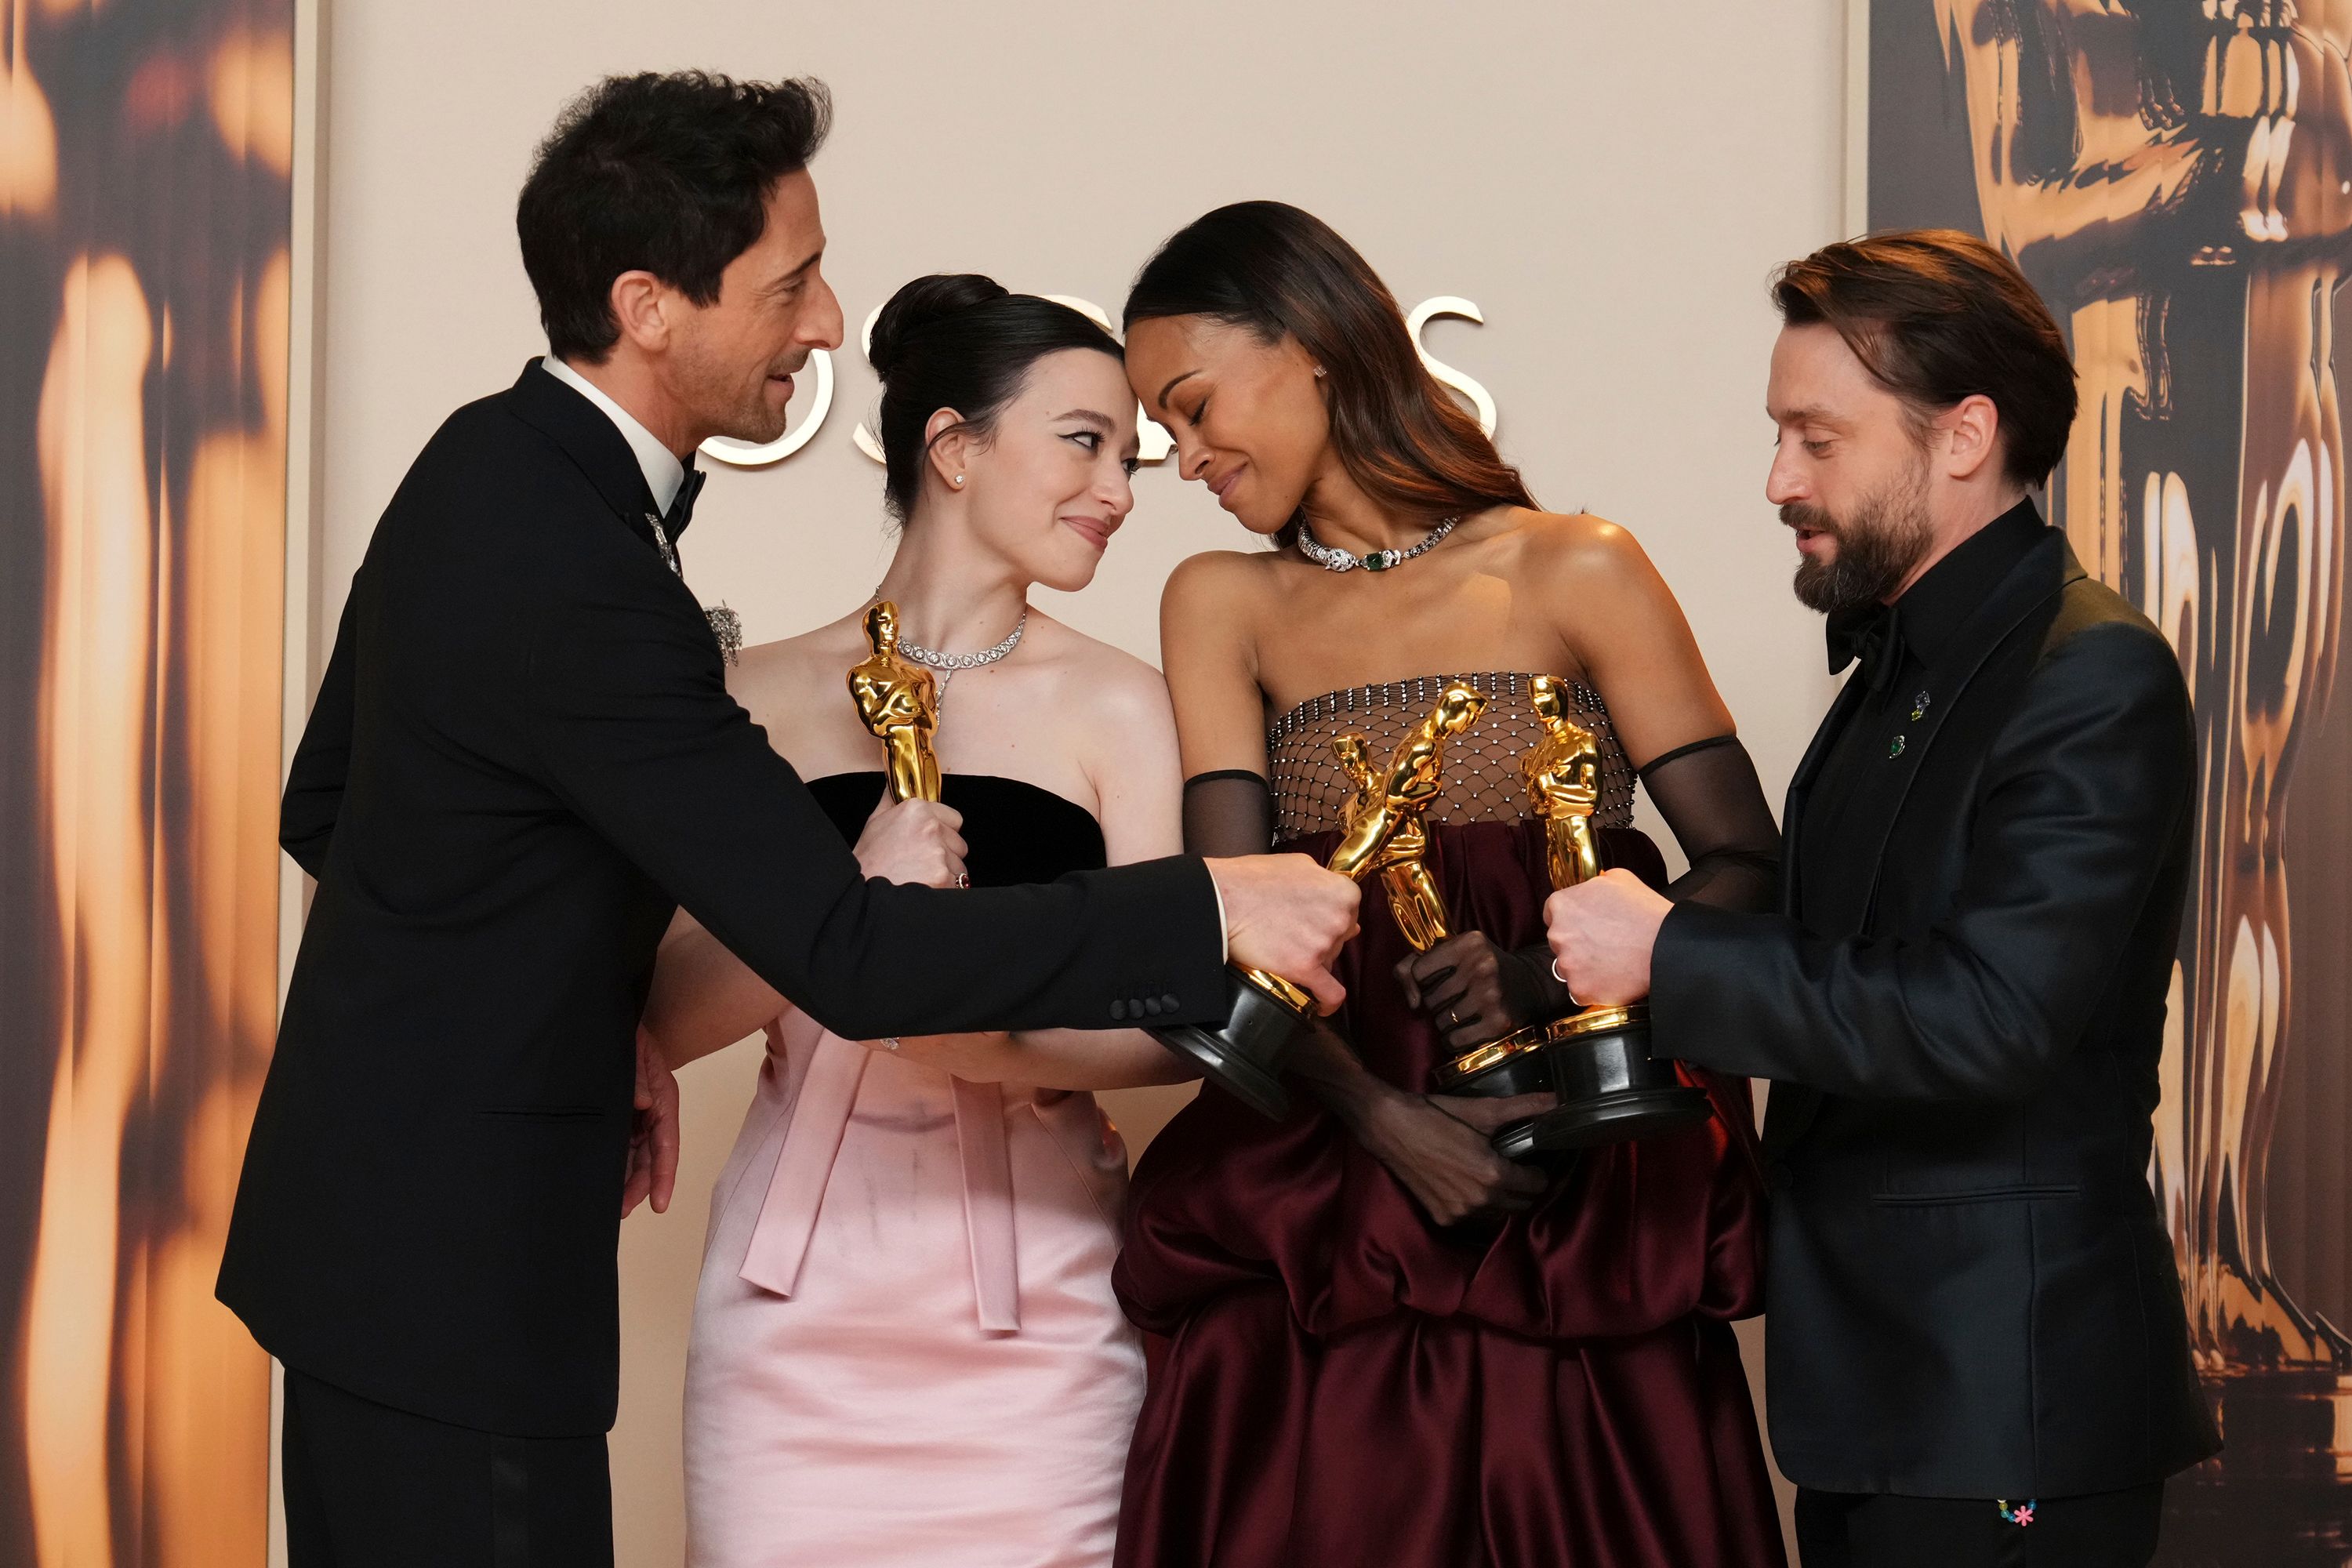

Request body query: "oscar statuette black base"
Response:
[1436, 1005, 1711, 1159]
[1147, 967, 1308, 1120]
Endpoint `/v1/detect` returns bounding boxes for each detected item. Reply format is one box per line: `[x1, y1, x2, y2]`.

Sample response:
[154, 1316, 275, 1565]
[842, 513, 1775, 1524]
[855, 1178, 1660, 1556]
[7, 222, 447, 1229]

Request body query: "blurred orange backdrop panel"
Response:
[2, 1, 292, 1563]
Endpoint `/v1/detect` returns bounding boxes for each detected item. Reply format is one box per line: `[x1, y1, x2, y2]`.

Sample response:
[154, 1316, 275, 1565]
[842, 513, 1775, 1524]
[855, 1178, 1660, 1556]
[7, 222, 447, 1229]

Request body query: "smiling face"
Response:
[1765, 321, 1939, 613]
[949, 347, 1140, 593]
[664, 169, 845, 445]
[1123, 314, 1331, 535]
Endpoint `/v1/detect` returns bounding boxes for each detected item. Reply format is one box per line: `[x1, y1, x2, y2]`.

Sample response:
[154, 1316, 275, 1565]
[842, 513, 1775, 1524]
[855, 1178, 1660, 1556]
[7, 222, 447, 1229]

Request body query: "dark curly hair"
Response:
[517, 71, 832, 363]
[1771, 230, 2078, 489]
[866, 274, 1123, 522]
[1124, 201, 1536, 546]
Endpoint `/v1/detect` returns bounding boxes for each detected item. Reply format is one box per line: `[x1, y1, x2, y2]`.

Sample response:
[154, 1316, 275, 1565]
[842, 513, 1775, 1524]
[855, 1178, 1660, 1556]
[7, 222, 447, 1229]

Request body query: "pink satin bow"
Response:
[735, 1031, 1022, 1331]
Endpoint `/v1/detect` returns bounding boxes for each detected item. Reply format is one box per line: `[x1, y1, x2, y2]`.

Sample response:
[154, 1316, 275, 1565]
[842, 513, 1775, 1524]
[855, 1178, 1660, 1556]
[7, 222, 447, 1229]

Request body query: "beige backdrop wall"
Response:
[307, 2, 1847, 1560]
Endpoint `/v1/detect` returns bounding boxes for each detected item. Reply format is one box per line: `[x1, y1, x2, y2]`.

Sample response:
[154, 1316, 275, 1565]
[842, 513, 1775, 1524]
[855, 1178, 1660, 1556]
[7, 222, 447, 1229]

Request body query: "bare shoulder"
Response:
[1023, 614, 1175, 731]
[1504, 508, 1658, 587]
[1162, 546, 1279, 621]
[728, 613, 868, 728]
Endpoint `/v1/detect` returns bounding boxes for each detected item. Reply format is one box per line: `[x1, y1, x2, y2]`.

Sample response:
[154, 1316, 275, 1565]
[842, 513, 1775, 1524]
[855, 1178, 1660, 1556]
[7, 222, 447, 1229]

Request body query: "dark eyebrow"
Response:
[1053, 408, 1116, 432]
[1771, 403, 1846, 427]
[1154, 370, 1201, 409]
[768, 245, 824, 293]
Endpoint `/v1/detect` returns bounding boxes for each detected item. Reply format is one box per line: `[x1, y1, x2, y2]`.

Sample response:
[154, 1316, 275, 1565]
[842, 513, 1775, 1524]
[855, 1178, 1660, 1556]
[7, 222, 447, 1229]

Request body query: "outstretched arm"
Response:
[525, 572, 1232, 1040]
[869, 662, 1201, 1090]
[1603, 623, 2193, 1101]
[532, 570, 1351, 1039]
[641, 786, 971, 1069]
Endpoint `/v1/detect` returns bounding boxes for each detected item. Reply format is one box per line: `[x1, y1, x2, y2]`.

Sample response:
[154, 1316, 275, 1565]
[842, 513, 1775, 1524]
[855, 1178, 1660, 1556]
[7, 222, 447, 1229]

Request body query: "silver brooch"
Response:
[644, 513, 681, 575]
[705, 603, 743, 666]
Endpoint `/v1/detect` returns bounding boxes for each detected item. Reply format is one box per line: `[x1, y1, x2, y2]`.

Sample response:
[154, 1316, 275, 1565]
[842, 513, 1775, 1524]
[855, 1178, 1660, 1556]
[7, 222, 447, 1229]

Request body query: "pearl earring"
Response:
[953, 474, 964, 487]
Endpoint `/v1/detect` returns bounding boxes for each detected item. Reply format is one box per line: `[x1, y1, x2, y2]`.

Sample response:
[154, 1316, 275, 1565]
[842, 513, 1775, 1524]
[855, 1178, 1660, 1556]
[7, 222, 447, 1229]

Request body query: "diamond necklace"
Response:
[884, 602, 1029, 702]
[1294, 515, 1461, 573]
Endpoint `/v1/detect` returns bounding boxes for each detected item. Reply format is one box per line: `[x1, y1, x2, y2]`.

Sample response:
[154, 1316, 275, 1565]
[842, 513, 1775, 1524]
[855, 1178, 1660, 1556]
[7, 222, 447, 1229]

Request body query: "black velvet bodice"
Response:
[804, 772, 1106, 887]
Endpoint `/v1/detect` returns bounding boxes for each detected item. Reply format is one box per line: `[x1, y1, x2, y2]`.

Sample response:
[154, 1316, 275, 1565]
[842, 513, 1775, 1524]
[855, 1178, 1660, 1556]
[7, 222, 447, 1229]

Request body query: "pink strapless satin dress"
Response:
[684, 772, 1142, 1568]
[685, 1025, 1143, 1567]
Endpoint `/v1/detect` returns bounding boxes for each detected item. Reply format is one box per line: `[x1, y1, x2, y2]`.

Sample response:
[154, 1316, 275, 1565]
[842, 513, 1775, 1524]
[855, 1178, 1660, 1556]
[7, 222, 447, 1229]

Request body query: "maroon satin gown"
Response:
[1113, 674, 1784, 1568]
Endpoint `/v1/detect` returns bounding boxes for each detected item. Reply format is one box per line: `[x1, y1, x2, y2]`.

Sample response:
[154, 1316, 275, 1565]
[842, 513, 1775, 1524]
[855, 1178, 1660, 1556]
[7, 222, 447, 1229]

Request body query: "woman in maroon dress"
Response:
[1115, 202, 1788, 1568]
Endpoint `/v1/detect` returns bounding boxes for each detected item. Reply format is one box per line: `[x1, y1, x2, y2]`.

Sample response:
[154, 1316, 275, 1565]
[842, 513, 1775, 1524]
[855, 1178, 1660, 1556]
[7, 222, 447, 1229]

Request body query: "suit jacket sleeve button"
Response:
[1109, 999, 1129, 1022]
[1160, 993, 1181, 1012]
[1141, 996, 1164, 1018]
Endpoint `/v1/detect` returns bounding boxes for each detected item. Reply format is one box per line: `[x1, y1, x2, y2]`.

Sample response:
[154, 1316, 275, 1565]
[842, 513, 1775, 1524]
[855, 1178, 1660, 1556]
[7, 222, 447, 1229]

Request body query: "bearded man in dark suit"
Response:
[1544, 230, 2216, 1568]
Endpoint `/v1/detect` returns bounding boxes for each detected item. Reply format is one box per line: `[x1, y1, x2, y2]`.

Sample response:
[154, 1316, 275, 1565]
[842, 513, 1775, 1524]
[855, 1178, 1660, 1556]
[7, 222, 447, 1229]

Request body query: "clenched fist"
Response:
[1206, 854, 1360, 1014]
[853, 789, 970, 891]
[1544, 869, 1671, 1007]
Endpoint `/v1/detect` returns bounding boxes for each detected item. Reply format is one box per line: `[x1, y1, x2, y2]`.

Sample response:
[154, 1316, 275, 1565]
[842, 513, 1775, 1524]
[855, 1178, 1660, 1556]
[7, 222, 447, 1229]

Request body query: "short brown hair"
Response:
[519, 72, 832, 363]
[1772, 229, 2077, 489]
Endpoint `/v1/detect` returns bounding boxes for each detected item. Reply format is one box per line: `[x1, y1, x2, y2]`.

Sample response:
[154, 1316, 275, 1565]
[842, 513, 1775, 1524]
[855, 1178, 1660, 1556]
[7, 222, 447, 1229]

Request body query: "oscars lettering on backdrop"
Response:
[699, 294, 1499, 469]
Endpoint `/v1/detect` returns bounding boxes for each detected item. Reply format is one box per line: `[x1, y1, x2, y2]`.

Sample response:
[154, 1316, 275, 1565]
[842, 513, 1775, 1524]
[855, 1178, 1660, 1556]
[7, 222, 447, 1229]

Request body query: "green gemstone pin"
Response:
[1888, 735, 1907, 759]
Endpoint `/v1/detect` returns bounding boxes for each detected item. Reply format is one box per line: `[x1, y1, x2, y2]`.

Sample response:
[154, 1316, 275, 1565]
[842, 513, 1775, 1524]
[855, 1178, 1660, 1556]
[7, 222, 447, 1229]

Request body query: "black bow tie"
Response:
[1826, 601, 1901, 693]
[664, 465, 706, 539]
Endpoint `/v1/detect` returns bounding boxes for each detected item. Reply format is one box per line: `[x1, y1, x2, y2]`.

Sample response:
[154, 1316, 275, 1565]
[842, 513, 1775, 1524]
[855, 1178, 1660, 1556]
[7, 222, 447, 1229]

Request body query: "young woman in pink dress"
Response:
[640, 275, 1200, 1568]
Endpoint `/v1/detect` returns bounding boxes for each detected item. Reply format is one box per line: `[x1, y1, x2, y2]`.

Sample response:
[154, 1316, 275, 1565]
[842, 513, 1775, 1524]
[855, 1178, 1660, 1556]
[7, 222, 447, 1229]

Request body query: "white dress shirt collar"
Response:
[538, 356, 688, 514]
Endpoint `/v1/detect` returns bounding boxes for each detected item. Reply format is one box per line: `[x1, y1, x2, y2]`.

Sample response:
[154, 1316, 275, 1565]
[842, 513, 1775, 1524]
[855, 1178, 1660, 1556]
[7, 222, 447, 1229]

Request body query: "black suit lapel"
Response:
[1835, 532, 2077, 927]
[1779, 672, 1871, 920]
[1760, 530, 2078, 1156]
[1759, 654, 1871, 1152]
[503, 361, 669, 556]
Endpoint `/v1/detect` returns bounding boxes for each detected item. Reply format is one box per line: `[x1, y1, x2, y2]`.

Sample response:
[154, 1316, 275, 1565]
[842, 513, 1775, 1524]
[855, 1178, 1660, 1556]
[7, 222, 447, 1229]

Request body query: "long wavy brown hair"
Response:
[1124, 201, 1535, 546]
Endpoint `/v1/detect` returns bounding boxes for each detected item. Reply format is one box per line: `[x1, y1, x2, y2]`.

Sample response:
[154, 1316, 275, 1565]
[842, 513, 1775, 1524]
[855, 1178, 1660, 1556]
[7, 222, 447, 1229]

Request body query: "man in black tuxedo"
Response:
[218, 72, 1357, 1566]
[1544, 230, 2216, 1567]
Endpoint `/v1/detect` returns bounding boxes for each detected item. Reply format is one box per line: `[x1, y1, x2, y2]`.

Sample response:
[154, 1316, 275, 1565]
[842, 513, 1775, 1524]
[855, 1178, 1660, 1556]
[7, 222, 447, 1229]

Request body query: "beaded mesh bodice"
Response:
[1266, 671, 1635, 842]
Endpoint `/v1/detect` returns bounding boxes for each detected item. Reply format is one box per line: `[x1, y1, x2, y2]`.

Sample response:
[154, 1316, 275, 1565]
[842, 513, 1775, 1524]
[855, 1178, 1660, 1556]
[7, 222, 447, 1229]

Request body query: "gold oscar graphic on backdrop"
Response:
[848, 601, 942, 804]
[1878, 3, 2352, 1559]
[2, 5, 293, 1562]
[1432, 675, 1708, 1159]
[1143, 681, 1487, 1118]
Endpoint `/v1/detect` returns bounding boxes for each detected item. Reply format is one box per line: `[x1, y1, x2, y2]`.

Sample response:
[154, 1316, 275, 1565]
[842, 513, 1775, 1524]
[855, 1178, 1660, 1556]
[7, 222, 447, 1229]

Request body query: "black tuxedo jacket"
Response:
[1654, 527, 2218, 1497]
[219, 365, 1226, 1436]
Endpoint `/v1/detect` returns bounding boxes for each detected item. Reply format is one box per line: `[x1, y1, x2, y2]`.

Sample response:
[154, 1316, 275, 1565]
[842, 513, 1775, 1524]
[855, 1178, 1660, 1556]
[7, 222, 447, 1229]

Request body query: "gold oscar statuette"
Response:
[848, 601, 942, 804]
[1435, 674, 1710, 1158]
[1523, 677, 1603, 891]
[1148, 681, 1486, 1118]
[1325, 681, 1486, 951]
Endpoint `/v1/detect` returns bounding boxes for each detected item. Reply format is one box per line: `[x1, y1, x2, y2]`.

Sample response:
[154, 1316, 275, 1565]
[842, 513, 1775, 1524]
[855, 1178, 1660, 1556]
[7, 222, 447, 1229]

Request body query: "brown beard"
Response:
[1784, 463, 1935, 615]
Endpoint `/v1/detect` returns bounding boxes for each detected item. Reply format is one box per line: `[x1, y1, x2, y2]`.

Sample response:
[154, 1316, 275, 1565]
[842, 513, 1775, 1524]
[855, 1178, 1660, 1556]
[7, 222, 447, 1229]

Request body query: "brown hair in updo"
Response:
[868, 274, 1123, 522]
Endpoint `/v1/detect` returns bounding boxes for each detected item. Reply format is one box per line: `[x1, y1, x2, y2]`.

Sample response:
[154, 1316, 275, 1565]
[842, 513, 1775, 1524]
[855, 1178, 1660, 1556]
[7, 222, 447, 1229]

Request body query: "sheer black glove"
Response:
[1396, 933, 1570, 1053]
[1181, 769, 1276, 859]
[1639, 735, 1780, 913]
